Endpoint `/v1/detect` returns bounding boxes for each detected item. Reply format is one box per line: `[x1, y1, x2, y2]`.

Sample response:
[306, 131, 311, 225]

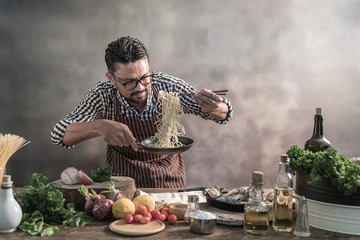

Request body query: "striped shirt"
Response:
[51, 71, 233, 148]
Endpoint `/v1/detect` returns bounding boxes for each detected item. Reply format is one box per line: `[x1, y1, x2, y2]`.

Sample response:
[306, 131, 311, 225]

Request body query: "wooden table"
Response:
[1, 188, 359, 240]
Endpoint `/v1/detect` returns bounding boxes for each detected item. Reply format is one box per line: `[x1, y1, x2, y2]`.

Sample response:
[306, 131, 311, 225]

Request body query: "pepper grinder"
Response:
[0, 175, 23, 233]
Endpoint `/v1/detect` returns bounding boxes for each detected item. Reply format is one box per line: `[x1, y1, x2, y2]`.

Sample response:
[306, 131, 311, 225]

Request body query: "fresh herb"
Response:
[62, 213, 91, 227]
[287, 145, 360, 195]
[18, 173, 91, 236]
[18, 173, 75, 224]
[329, 231, 338, 238]
[18, 211, 60, 237]
[89, 163, 112, 182]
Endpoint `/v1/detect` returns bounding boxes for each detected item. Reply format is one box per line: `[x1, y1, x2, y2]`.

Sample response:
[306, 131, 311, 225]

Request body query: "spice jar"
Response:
[184, 195, 199, 224]
[0, 175, 22, 233]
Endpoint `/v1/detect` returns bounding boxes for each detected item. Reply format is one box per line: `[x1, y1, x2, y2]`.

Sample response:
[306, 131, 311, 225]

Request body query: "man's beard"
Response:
[126, 89, 148, 104]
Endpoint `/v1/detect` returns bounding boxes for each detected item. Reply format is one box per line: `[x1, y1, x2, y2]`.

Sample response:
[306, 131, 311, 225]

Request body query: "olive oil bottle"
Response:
[304, 108, 331, 152]
[273, 154, 293, 232]
[244, 171, 269, 235]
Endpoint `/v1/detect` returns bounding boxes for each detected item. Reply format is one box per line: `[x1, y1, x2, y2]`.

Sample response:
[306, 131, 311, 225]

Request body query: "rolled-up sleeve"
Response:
[50, 84, 108, 148]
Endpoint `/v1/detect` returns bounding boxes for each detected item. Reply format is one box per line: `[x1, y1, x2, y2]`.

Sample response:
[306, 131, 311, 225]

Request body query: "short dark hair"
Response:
[105, 36, 149, 72]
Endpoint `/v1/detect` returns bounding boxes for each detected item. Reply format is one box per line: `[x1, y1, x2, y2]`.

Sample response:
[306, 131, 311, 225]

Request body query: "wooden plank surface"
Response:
[3, 188, 359, 239]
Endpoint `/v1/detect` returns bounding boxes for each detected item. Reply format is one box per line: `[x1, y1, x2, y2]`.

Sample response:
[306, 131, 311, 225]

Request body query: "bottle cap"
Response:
[252, 171, 264, 185]
[316, 108, 323, 115]
[280, 154, 289, 162]
[188, 195, 199, 202]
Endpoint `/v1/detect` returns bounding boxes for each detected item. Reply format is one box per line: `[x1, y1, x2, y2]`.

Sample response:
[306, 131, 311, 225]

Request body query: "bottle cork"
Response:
[280, 154, 289, 162]
[2, 175, 11, 183]
[316, 108, 323, 115]
[252, 171, 264, 185]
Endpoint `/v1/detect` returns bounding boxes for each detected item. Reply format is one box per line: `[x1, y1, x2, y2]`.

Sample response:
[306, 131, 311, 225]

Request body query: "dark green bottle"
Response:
[304, 108, 331, 152]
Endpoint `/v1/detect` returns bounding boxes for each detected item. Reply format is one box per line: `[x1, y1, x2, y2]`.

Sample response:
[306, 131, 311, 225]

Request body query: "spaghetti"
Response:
[149, 91, 185, 148]
[0, 134, 30, 183]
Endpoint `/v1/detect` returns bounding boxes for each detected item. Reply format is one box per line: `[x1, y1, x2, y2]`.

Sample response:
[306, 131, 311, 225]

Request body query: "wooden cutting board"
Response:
[53, 176, 136, 211]
[109, 219, 165, 236]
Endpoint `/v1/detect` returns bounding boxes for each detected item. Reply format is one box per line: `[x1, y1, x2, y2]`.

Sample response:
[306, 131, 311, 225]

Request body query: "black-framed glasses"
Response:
[110, 72, 154, 91]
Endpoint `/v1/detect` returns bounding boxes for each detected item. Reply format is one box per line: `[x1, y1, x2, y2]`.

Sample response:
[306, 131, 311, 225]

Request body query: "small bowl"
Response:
[189, 211, 217, 235]
[169, 204, 187, 220]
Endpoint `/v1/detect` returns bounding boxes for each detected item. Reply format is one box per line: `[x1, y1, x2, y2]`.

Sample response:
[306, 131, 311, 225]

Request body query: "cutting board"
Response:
[109, 219, 165, 236]
[53, 176, 136, 211]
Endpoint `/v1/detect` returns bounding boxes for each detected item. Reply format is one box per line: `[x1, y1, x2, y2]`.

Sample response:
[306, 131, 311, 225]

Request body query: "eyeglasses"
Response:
[110, 72, 154, 91]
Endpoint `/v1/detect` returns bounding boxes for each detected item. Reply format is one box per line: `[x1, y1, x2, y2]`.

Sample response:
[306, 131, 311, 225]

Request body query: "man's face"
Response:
[107, 58, 151, 108]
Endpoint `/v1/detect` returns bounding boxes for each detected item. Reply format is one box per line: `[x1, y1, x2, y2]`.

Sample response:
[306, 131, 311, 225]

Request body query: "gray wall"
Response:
[1, 0, 359, 188]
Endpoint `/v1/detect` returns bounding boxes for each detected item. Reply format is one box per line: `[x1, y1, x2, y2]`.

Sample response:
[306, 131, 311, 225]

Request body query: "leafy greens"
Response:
[287, 145, 360, 195]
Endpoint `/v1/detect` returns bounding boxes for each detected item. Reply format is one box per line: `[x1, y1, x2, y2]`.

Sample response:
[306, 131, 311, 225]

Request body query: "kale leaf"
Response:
[287, 145, 360, 195]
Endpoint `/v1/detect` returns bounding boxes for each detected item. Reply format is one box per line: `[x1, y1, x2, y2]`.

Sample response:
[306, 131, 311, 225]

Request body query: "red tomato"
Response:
[161, 207, 170, 214]
[150, 209, 161, 219]
[162, 211, 169, 220]
[137, 204, 148, 215]
[124, 214, 133, 224]
[157, 213, 166, 222]
[144, 212, 152, 220]
[139, 216, 151, 224]
[133, 214, 143, 223]
[168, 215, 177, 225]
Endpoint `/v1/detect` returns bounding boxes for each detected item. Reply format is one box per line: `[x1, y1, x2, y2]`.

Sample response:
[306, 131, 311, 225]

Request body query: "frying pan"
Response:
[136, 136, 193, 155]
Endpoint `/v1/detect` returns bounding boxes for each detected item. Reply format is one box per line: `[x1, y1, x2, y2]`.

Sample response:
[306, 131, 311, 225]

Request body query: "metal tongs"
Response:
[179, 89, 228, 96]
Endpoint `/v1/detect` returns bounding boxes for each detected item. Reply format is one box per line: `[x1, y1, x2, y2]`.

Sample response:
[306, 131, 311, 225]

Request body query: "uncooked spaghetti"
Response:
[150, 91, 185, 148]
[0, 134, 30, 182]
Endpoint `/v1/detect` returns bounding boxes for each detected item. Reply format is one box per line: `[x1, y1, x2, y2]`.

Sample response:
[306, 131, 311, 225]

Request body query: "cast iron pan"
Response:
[203, 188, 246, 212]
[137, 136, 193, 155]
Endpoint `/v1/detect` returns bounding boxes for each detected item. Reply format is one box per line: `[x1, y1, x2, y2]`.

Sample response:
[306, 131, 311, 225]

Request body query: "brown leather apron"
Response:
[106, 89, 186, 188]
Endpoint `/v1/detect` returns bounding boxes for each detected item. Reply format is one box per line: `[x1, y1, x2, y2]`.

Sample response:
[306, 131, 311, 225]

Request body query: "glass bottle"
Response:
[304, 107, 331, 152]
[0, 175, 23, 233]
[184, 195, 199, 224]
[273, 154, 293, 232]
[244, 171, 269, 235]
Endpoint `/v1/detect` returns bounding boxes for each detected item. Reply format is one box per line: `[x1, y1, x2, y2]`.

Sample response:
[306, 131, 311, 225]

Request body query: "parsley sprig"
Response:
[89, 163, 112, 182]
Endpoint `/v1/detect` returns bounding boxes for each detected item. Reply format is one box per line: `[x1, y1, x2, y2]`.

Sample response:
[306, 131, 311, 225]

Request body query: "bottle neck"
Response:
[313, 115, 324, 136]
[276, 161, 293, 189]
[249, 183, 264, 202]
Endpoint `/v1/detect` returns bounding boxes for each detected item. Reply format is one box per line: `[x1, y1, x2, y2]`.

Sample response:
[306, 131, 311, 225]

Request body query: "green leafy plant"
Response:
[18, 211, 59, 237]
[287, 145, 360, 195]
[18, 173, 91, 236]
[89, 163, 112, 182]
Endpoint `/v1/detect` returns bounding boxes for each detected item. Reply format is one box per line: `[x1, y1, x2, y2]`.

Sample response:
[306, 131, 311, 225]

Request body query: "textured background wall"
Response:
[1, 0, 359, 188]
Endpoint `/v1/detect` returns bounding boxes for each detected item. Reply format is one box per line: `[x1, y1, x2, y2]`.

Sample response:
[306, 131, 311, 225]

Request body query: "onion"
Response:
[92, 198, 114, 220]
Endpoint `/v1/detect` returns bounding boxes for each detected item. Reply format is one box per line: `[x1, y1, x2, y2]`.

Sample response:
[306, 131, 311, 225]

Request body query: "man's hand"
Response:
[63, 119, 138, 151]
[192, 88, 229, 120]
[100, 120, 138, 151]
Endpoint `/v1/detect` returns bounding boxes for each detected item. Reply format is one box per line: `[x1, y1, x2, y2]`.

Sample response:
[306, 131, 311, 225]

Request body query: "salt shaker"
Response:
[0, 175, 23, 233]
[184, 195, 199, 224]
[293, 195, 311, 237]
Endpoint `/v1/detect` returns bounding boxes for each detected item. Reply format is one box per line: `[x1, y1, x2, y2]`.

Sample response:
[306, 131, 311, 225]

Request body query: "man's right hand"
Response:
[99, 120, 138, 151]
[62, 119, 138, 151]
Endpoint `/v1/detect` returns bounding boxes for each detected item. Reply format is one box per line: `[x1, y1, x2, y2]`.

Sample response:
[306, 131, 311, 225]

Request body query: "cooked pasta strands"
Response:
[150, 91, 185, 148]
[0, 134, 30, 181]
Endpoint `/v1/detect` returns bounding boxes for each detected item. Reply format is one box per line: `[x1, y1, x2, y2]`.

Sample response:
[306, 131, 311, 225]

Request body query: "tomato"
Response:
[139, 216, 151, 224]
[133, 214, 143, 223]
[137, 204, 148, 215]
[161, 207, 170, 214]
[162, 211, 169, 220]
[157, 213, 166, 222]
[168, 215, 177, 225]
[144, 212, 152, 220]
[124, 214, 133, 224]
[150, 209, 160, 219]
